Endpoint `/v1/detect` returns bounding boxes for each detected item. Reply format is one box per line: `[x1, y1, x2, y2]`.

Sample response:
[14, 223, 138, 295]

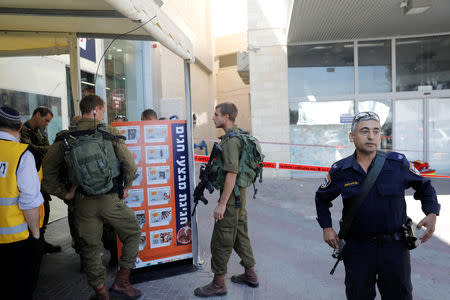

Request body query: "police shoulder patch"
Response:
[320, 173, 331, 189]
[409, 162, 422, 176]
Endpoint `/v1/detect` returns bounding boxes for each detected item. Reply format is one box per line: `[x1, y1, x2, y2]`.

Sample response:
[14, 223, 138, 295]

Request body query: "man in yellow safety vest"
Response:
[0, 106, 44, 300]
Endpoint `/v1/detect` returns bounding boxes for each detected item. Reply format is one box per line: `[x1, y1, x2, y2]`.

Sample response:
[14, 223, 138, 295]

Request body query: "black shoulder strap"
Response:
[338, 151, 387, 240]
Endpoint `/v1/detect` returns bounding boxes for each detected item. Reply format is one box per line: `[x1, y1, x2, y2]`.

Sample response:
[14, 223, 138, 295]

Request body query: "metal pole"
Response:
[184, 60, 200, 267]
[69, 33, 82, 116]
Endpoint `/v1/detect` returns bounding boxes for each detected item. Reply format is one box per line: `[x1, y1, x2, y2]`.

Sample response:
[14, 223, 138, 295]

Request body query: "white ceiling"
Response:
[288, 0, 450, 43]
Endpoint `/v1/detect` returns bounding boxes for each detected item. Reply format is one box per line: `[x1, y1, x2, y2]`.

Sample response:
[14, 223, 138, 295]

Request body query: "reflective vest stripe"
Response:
[0, 222, 28, 235]
[0, 197, 19, 206]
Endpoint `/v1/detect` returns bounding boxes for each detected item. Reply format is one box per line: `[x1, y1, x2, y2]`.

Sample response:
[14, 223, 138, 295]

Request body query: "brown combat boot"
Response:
[231, 266, 259, 288]
[91, 284, 109, 300]
[194, 274, 227, 297]
[109, 268, 142, 299]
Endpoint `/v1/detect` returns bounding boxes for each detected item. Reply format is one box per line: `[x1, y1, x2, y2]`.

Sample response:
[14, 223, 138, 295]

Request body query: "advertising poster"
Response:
[112, 120, 192, 268]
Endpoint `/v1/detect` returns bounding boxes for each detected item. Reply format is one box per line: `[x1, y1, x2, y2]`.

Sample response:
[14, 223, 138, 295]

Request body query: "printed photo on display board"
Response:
[146, 166, 170, 185]
[124, 189, 144, 208]
[145, 145, 170, 164]
[150, 229, 173, 248]
[135, 210, 146, 229]
[117, 126, 140, 144]
[144, 125, 168, 143]
[132, 168, 143, 187]
[139, 232, 147, 251]
[149, 208, 172, 227]
[128, 146, 142, 165]
[147, 186, 171, 206]
[176, 223, 192, 245]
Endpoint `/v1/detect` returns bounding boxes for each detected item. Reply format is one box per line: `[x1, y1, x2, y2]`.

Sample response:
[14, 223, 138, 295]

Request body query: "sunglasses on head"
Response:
[352, 111, 380, 124]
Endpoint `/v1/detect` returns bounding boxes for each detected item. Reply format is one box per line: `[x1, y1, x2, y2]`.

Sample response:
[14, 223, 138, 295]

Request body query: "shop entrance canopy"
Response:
[0, 0, 193, 61]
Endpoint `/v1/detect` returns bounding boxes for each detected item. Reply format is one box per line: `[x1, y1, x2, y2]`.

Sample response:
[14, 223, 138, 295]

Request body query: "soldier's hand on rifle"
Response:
[214, 203, 226, 220]
[64, 184, 78, 201]
[323, 227, 339, 249]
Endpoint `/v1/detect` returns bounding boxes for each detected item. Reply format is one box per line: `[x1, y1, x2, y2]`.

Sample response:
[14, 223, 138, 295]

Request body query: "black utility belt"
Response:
[348, 232, 403, 244]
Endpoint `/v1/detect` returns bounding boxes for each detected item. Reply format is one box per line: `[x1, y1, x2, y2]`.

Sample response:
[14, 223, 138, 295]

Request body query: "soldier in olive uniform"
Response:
[194, 102, 258, 298]
[42, 95, 142, 300]
[20, 106, 62, 253]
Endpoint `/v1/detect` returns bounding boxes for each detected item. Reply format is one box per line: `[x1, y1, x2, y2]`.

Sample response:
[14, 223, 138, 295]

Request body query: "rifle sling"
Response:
[338, 151, 387, 240]
[55, 128, 125, 143]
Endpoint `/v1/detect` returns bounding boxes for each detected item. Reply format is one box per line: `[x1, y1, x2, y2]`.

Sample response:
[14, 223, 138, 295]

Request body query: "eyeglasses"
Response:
[352, 111, 380, 124]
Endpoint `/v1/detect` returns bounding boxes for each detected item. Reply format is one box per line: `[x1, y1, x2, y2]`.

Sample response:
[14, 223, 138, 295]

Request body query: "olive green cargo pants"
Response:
[74, 193, 141, 287]
[210, 190, 256, 274]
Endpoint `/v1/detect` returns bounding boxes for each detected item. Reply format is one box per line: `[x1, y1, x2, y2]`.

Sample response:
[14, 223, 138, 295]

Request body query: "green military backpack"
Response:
[55, 124, 123, 195]
[211, 128, 265, 199]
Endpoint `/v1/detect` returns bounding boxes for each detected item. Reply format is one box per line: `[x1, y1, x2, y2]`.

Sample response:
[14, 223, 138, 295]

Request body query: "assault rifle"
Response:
[330, 239, 345, 275]
[192, 142, 222, 216]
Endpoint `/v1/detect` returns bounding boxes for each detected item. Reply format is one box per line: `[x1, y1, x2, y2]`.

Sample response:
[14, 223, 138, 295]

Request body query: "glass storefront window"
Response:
[290, 100, 354, 177]
[0, 88, 62, 143]
[104, 39, 147, 123]
[396, 35, 450, 92]
[394, 99, 424, 162]
[358, 40, 391, 93]
[81, 71, 95, 97]
[428, 98, 450, 174]
[288, 43, 354, 98]
[357, 99, 392, 151]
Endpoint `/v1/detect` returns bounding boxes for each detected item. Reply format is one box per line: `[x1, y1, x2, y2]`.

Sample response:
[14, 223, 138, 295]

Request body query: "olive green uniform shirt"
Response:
[20, 120, 50, 160]
[42, 118, 137, 199]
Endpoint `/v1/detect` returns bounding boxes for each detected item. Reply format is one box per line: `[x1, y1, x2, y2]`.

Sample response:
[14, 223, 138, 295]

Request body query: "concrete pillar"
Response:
[69, 34, 81, 116]
[248, 0, 293, 179]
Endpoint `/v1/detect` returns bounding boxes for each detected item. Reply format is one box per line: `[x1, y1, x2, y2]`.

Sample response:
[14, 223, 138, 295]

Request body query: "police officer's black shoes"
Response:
[194, 274, 227, 297]
[43, 240, 62, 253]
[231, 266, 259, 288]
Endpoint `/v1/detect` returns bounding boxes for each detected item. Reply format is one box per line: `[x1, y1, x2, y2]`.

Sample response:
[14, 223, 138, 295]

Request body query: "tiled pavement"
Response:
[35, 178, 450, 300]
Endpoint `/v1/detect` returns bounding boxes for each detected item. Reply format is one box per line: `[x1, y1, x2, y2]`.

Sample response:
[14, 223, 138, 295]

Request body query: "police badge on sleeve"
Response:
[409, 162, 422, 176]
[320, 173, 331, 189]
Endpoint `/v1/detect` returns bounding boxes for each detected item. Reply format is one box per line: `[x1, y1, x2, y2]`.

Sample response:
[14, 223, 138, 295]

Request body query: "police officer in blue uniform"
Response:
[315, 112, 440, 300]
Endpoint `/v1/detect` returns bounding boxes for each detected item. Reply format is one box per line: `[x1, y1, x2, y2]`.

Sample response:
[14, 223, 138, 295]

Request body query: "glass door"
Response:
[428, 98, 450, 174]
[394, 99, 424, 161]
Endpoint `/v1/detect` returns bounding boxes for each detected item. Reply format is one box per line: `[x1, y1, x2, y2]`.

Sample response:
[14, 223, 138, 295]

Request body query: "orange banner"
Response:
[113, 120, 193, 268]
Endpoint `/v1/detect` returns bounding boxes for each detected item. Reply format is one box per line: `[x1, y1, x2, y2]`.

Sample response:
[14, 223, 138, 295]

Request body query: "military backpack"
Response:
[55, 124, 123, 195]
[210, 128, 265, 202]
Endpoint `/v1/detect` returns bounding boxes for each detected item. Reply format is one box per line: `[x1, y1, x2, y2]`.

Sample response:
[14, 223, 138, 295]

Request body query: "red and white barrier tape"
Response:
[193, 155, 450, 179]
[193, 138, 449, 154]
